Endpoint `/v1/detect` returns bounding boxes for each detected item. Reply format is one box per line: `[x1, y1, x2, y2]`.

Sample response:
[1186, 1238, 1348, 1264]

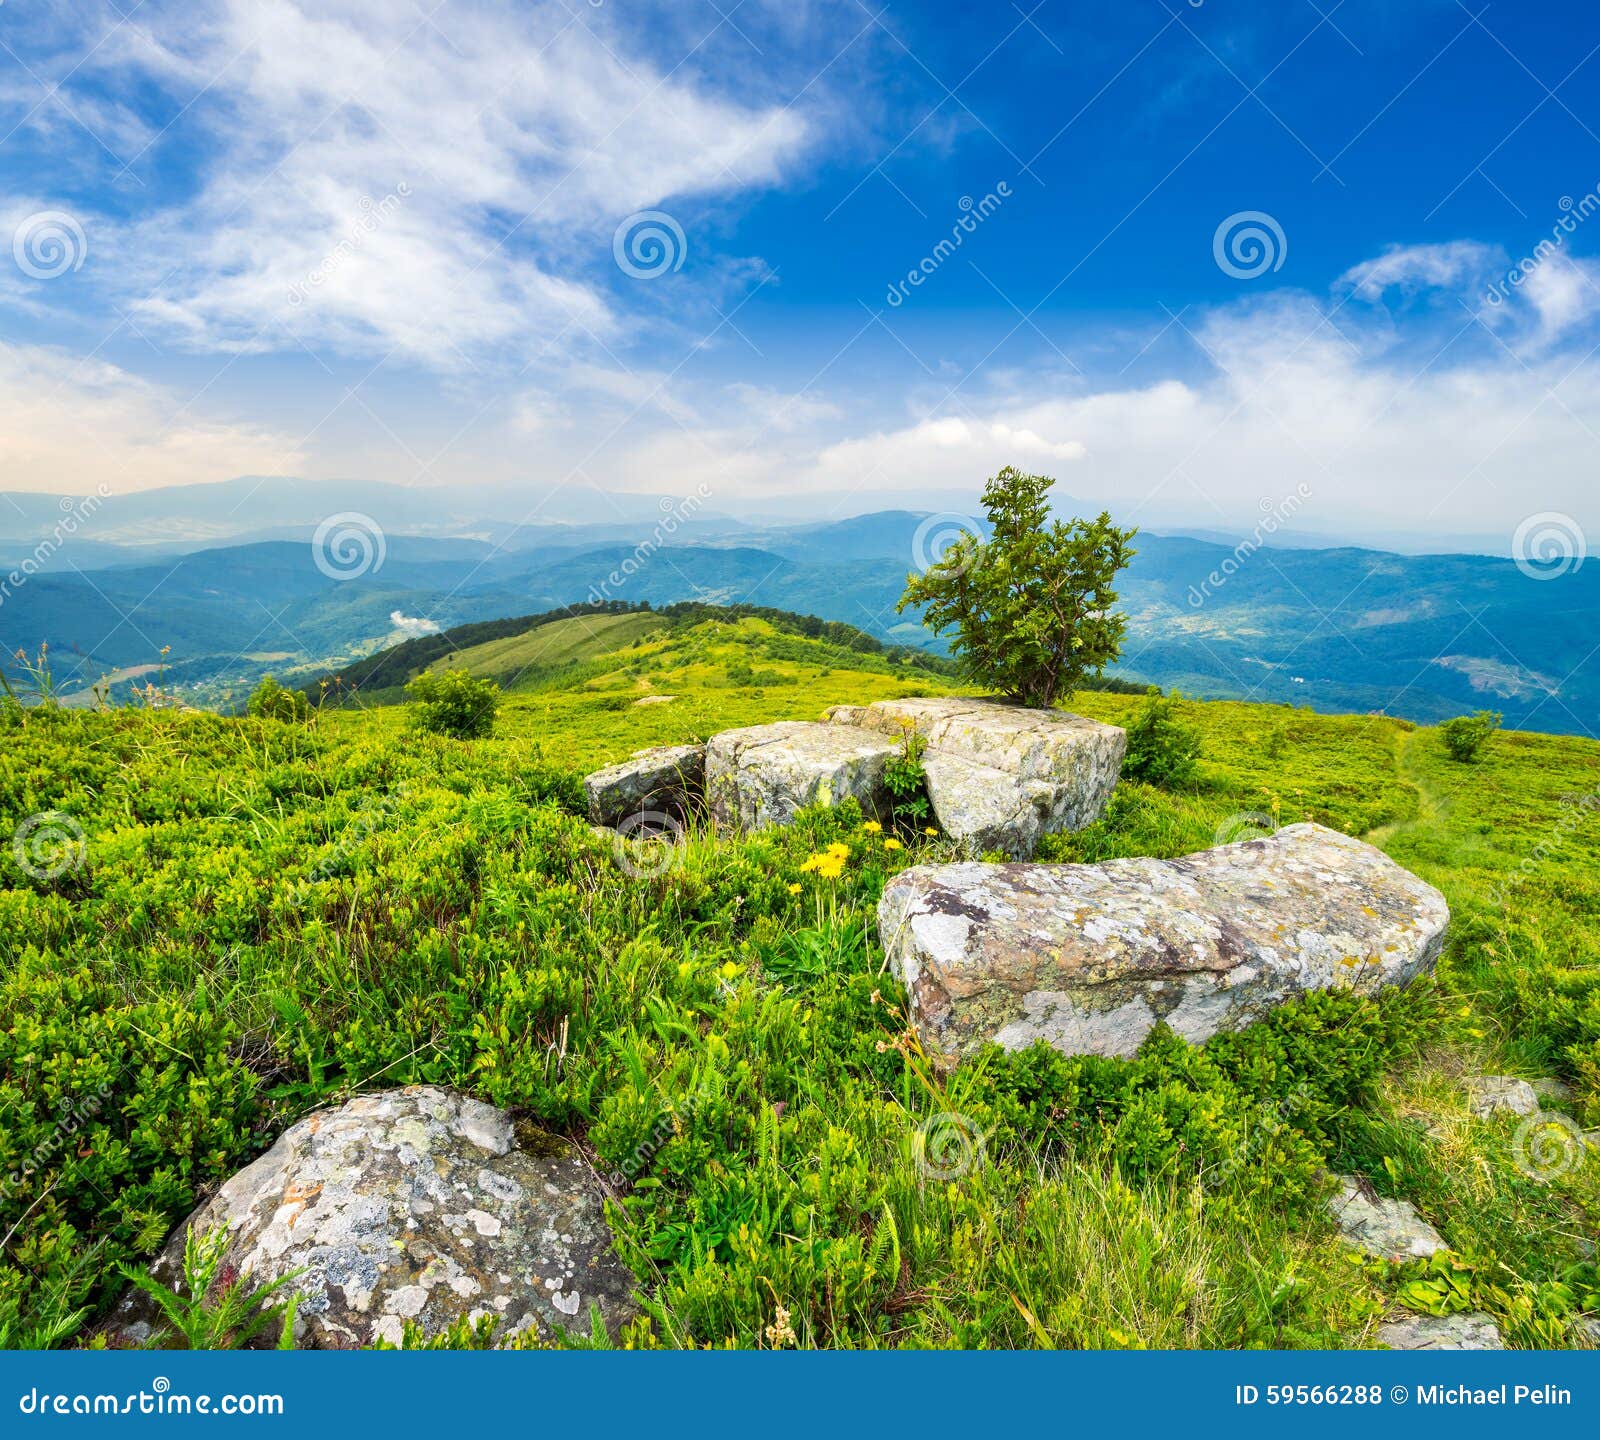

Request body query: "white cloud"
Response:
[0, 342, 304, 493]
[389, 610, 440, 637]
[79, 0, 812, 367]
[1336, 240, 1499, 301]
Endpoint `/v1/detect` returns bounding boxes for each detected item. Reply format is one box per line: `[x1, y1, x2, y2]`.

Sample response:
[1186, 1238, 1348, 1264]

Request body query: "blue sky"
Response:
[3, 0, 1600, 543]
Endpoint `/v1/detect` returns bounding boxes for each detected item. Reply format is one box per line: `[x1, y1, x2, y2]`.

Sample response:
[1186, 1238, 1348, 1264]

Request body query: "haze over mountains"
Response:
[2, 478, 1593, 737]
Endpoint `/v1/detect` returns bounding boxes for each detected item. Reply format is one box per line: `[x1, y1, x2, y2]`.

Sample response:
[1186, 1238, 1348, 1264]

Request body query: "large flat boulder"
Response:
[584, 743, 704, 827]
[877, 822, 1449, 1062]
[827, 697, 1124, 855]
[106, 1086, 637, 1349]
[706, 722, 897, 831]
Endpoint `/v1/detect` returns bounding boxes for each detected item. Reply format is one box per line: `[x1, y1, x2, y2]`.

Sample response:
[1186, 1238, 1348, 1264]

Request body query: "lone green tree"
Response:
[899, 467, 1136, 708]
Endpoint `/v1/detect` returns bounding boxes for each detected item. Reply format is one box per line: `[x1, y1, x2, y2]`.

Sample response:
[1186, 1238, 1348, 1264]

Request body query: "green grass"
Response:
[2, 620, 1598, 1351]
[438, 611, 668, 686]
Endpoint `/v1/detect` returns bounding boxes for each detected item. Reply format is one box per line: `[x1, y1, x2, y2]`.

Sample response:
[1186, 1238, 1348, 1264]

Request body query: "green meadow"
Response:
[3, 613, 1597, 1349]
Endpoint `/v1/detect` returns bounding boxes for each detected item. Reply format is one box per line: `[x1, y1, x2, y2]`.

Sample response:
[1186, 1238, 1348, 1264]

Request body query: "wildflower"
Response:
[863, 820, 883, 834]
[765, 1304, 797, 1349]
[787, 883, 802, 895]
[925, 826, 939, 836]
[883, 838, 902, 851]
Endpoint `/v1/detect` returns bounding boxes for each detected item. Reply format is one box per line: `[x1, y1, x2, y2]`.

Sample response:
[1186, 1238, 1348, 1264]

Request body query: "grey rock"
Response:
[1377, 1314, 1503, 1350]
[1579, 1317, 1600, 1345]
[921, 752, 1046, 857]
[1531, 1077, 1577, 1105]
[705, 721, 897, 831]
[106, 1086, 636, 1350]
[584, 743, 704, 827]
[1465, 1075, 1541, 1119]
[877, 822, 1449, 1062]
[827, 697, 1125, 855]
[1328, 1175, 1445, 1261]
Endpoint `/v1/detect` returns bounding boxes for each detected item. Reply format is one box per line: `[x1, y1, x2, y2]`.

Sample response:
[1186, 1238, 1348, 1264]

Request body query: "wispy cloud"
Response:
[31, 0, 814, 369]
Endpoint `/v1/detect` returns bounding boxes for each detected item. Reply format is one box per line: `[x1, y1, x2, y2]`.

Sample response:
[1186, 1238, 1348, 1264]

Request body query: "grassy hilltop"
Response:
[2, 613, 1598, 1349]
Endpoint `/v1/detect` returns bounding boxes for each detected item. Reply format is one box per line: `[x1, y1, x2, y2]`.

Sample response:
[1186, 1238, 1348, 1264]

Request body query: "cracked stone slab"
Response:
[1465, 1075, 1541, 1119]
[105, 1086, 637, 1349]
[877, 822, 1449, 1062]
[1377, 1314, 1503, 1350]
[705, 721, 897, 831]
[584, 743, 704, 827]
[1328, 1175, 1445, 1261]
[827, 696, 1125, 853]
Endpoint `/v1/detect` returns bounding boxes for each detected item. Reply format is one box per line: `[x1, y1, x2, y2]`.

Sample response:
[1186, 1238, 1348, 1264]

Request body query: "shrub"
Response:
[1122, 688, 1203, 787]
[898, 467, 1136, 708]
[1440, 710, 1501, 762]
[247, 675, 311, 723]
[406, 668, 500, 739]
[882, 725, 931, 830]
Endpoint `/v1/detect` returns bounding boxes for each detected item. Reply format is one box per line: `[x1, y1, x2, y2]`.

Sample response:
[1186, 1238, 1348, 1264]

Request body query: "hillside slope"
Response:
[2, 625, 1597, 1351]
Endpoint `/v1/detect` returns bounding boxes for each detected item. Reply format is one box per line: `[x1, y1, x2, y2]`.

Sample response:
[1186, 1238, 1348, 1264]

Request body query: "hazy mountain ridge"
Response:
[3, 496, 1593, 734]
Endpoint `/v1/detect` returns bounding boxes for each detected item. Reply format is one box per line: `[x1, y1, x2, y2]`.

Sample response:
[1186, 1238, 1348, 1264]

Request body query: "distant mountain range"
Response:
[2, 480, 1593, 735]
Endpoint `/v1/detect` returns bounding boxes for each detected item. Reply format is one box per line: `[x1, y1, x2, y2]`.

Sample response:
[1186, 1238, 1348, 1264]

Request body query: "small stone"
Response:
[1328, 1176, 1446, 1261]
[1465, 1076, 1540, 1119]
[1377, 1313, 1503, 1350]
[1531, 1077, 1577, 1105]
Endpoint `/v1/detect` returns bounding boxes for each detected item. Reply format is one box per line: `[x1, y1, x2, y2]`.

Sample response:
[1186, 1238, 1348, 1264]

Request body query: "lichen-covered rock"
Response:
[921, 752, 1047, 857]
[584, 743, 704, 827]
[705, 721, 896, 831]
[1377, 1314, 1503, 1350]
[106, 1087, 637, 1349]
[1328, 1176, 1445, 1261]
[827, 697, 1124, 855]
[1465, 1075, 1541, 1119]
[876, 822, 1449, 1062]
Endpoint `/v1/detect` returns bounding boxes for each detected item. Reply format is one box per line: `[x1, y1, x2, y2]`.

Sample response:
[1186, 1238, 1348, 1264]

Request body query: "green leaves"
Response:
[898, 468, 1136, 707]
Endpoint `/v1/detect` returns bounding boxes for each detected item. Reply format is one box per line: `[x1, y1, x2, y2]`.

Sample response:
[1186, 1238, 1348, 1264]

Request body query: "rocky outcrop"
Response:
[877, 822, 1449, 1062]
[106, 1087, 637, 1349]
[1377, 1314, 1503, 1350]
[584, 743, 704, 827]
[1328, 1176, 1445, 1261]
[827, 697, 1125, 856]
[1465, 1075, 1541, 1119]
[705, 721, 897, 831]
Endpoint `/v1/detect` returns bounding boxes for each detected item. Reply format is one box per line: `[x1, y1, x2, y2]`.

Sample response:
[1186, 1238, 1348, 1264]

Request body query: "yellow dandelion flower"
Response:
[925, 826, 939, 836]
[883, 837, 902, 851]
[862, 820, 883, 834]
[787, 883, 802, 895]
